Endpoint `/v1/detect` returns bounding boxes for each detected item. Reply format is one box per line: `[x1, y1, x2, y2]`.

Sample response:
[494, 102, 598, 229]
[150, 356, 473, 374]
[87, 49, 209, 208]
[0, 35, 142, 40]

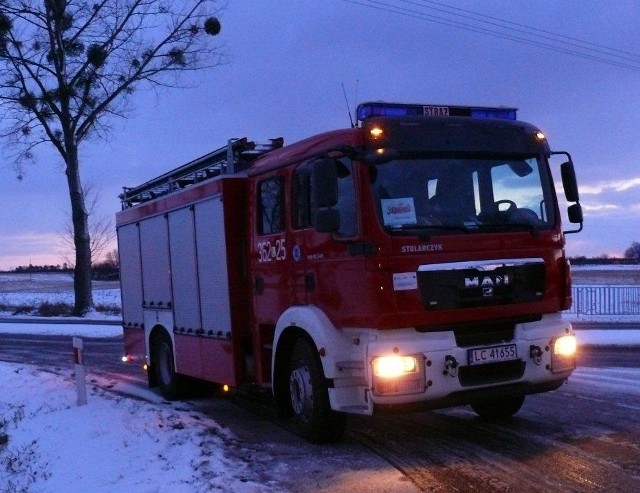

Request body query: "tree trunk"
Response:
[65, 145, 93, 315]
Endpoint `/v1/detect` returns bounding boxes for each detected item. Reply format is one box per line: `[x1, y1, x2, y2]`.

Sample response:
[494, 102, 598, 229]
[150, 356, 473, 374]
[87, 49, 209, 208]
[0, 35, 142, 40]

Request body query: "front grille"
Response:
[417, 258, 546, 311]
[458, 360, 525, 387]
[418, 316, 541, 347]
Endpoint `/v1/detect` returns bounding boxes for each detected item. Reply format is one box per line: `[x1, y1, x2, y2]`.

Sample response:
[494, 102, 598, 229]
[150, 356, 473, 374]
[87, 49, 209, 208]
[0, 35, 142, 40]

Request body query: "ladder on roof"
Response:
[120, 137, 283, 209]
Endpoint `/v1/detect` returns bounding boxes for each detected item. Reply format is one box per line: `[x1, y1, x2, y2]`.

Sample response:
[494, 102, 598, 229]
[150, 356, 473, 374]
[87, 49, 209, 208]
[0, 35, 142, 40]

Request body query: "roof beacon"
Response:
[356, 101, 517, 122]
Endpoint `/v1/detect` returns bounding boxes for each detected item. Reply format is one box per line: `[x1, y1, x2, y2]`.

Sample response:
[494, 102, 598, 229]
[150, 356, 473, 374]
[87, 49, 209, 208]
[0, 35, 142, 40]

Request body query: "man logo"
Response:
[482, 287, 494, 297]
[464, 275, 510, 288]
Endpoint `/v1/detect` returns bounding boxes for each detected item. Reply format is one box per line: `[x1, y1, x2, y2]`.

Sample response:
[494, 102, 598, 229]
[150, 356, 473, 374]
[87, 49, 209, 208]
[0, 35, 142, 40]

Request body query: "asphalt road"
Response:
[0, 331, 639, 492]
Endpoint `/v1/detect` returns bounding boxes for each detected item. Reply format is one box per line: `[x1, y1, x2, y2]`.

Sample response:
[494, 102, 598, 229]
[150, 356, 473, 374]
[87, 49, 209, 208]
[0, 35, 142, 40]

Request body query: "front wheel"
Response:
[470, 395, 525, 420]
[287, 338, 346, 443]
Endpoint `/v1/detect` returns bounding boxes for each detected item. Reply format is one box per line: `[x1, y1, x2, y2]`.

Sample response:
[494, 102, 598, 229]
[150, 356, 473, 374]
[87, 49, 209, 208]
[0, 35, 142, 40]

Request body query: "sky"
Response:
[1, 0, 640, 270]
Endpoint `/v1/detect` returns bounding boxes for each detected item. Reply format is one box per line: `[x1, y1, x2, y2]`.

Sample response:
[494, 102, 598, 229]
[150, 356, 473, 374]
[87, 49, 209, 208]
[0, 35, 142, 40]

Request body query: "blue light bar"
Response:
[357, 102, 518, 121]
[470, 108, 518, 120]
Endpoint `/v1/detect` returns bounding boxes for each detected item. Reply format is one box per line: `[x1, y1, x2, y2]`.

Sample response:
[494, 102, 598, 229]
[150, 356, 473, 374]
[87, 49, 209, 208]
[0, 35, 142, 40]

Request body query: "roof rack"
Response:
[120, 137, 283, 209]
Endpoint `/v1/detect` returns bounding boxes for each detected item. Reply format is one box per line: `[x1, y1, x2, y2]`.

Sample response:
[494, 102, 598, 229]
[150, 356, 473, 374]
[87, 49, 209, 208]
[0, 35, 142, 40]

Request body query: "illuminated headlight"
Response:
[550, 335, 577, 373]
[371, 354, 426, 396]
[554, 335, 577, 356]
[373, 355, 417, 378]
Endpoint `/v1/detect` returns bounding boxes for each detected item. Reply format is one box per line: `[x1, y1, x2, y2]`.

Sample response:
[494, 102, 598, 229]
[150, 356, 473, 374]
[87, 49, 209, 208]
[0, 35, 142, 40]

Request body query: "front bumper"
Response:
[328, 313, 575, 415]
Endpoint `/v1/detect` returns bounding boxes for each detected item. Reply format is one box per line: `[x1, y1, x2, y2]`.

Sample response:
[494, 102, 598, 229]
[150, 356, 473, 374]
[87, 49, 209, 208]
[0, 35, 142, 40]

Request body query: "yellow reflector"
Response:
[372, 355, 417, 378]
[554, 335, 577, 356]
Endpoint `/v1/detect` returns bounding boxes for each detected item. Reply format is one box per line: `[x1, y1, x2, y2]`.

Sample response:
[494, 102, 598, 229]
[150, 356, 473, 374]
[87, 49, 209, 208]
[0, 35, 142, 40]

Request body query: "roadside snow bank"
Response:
[0, 362, 282, 492]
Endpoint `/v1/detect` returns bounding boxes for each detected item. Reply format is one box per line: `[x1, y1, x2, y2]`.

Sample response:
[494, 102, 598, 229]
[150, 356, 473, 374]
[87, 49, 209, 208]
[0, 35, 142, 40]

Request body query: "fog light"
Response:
[372, 355, 417, 378]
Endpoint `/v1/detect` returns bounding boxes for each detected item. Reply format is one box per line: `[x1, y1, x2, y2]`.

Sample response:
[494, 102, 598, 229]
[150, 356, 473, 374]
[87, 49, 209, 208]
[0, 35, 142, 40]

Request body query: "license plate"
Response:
[468, 344, 518, 366]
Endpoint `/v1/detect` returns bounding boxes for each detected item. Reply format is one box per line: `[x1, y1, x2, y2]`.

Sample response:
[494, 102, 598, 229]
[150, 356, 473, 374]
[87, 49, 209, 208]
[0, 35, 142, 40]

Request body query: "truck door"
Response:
[250, 171, 290, 382]
[290, 156, 361, 318]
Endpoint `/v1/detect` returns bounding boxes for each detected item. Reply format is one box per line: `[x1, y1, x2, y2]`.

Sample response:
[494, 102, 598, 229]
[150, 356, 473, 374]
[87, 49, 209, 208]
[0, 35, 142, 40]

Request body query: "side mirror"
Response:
[314, 209, 340, 233]
[564, 203, 583, 234]
[561, 161, 580, 203]
[568, 203, 583, 224]
[312, 159, 338, 208]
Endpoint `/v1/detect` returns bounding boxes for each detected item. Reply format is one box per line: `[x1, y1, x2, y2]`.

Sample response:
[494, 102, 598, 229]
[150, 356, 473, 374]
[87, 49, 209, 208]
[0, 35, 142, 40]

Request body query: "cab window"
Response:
[292, 157, 357, 237]
[258, 177, 285, 235]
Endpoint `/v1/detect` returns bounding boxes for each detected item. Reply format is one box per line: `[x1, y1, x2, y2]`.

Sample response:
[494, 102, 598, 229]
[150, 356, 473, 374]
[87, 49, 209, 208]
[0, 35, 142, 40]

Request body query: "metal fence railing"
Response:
[568, 285, 640, 316]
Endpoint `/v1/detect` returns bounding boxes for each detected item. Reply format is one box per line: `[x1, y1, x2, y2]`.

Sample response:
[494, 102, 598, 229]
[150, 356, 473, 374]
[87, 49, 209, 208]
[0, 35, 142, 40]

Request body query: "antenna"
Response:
[341, 83, 355, 128]
[354, 79, 359, 126]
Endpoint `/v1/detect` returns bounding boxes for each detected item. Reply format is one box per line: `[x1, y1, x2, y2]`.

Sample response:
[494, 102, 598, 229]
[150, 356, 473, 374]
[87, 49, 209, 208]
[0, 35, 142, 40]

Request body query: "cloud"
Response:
[582, 203, 618, 212]
[0, 232, 72, 270]
[580, 177, 640, 195]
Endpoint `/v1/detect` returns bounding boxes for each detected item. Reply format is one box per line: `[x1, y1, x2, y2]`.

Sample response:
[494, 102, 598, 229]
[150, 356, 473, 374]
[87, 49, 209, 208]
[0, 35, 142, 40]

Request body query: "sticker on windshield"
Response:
[381, 198, 417, 226]
[393, 272, 418, 291]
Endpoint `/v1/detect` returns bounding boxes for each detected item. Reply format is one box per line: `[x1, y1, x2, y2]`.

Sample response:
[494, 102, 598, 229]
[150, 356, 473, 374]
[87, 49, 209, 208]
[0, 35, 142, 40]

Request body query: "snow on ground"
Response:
[0, 361, 281, 493]
[0, 288, 120, 308]
[571, 264, 640, 271]
[0, 322, 121, 337]
[0, 322, 638, 492]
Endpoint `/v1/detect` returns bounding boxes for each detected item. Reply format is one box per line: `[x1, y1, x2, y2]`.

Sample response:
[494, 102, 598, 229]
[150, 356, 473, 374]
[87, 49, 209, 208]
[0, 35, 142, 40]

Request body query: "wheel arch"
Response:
[271, 305, 351, 403]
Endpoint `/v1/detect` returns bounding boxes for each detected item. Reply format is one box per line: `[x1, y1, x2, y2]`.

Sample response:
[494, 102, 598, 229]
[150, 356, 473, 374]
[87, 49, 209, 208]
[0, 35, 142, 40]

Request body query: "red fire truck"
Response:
[117, 101, 582, 443]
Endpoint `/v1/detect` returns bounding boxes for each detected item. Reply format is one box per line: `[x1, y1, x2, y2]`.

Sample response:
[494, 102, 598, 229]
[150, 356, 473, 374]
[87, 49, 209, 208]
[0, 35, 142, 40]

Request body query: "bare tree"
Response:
[0, 1, 223, 314]
[58, 183, 116, 268]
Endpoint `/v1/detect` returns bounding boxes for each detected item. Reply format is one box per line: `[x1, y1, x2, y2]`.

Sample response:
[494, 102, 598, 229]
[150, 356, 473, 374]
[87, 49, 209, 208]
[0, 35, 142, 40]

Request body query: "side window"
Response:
[335, 158, 357, 236]
[258, 177, 285, 235]
[292, 157, 357, 236]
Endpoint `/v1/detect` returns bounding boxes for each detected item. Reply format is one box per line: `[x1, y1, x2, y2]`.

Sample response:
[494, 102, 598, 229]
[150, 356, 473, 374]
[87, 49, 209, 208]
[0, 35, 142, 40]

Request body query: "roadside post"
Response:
[73, 336, 88, 406]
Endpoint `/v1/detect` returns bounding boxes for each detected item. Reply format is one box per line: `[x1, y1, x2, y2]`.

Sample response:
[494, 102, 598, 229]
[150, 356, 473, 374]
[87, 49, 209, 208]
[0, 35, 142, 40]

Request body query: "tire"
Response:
[287, 338, 346, 443]
[151, 330, 183, 400]
[470, 395, 525, 420]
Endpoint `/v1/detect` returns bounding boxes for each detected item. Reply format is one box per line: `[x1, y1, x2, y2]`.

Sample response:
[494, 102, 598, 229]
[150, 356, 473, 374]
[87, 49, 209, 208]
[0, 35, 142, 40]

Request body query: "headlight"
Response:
[371, 354, 426, 396]
[550, 334, 576, 373]
[554, 335, 577, 356]
[372, 355, 417, 378]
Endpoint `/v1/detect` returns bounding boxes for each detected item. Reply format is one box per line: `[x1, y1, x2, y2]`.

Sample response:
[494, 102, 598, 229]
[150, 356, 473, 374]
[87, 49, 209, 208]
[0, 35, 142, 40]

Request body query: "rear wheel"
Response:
[471, 395, 525, 420]
[151, 330, 184, 400]
[287, 338, 346, 443]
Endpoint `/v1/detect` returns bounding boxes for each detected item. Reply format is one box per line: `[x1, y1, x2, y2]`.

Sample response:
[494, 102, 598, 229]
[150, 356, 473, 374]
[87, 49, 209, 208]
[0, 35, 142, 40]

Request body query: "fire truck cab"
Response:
[118, 101, 582, 443]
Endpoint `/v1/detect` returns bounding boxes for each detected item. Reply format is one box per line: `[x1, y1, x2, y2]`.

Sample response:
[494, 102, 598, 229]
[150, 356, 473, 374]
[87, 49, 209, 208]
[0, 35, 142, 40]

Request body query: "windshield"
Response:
[370, 156, 556, 234]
